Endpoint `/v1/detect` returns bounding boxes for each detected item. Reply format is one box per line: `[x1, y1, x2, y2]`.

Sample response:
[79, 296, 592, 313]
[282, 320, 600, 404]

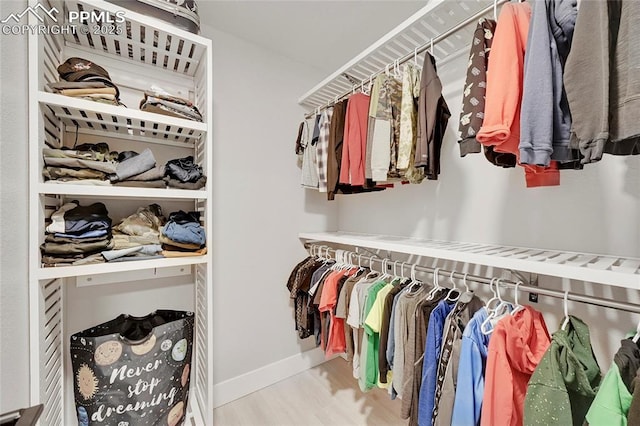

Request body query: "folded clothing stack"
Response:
[160, 211, 207, 257]
[43, 144, 206, 190]
[43, 143, 118, 185]
[42, 201, 113, 266]
[164, 156, 206, 189]
[53, 57, 122, 105]
[140, 91, 203, 122]
[104, 204, 165, 262]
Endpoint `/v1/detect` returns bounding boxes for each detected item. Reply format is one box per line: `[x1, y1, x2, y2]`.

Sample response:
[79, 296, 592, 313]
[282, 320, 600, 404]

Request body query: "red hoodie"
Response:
[481, 306, 551, 426]
[476, 2, 560, 187]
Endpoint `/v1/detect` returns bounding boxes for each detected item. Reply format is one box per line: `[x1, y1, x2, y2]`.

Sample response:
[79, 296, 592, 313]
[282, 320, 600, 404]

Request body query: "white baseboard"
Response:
[212, 348, 329, 408]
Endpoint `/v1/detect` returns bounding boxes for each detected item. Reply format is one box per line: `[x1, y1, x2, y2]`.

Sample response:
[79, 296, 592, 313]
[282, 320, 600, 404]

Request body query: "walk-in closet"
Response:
[0, 0, 638, 425]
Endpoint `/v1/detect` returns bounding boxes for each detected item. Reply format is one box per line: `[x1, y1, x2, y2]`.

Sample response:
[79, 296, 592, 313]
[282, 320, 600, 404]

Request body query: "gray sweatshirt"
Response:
[564, 0, 640, 163]
[520, 0, 577, 166]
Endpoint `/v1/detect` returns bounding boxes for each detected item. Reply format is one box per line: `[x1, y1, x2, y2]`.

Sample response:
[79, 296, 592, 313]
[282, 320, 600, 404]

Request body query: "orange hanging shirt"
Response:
[476, 2, 560, 187]
[481, 306, 551, 426]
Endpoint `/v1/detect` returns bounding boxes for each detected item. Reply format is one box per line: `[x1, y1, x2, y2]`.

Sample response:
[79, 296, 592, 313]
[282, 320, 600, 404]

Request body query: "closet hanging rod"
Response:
[303, 0, 509, 119]
[306, 244, 640, 315]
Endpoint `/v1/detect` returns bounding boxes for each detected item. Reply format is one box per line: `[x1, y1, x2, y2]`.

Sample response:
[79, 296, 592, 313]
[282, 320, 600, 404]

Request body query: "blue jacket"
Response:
[451, 307, 491, 426]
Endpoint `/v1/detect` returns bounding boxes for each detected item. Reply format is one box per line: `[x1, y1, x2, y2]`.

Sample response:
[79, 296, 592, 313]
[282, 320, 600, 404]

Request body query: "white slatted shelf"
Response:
[37, 255, 207, 280]
[39, 91, 206, 145]
[54, 0, 208, 77]
[38, 182, 207, 199]
[299, 232, 640, 289]
[298, 0, 497, 108]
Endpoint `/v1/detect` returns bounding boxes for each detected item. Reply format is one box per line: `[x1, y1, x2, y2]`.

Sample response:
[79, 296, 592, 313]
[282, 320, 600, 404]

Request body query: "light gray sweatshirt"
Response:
[519, 0, 577, 166]
[564, 0, 640, 163]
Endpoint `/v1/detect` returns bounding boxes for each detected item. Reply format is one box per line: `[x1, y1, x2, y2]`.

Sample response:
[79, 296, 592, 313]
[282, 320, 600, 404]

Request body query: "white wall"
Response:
[0, 0, 30, 413]
[202, 25, 338, 392]
[336, 52, 640, 366]
[339, 53, 640, 259]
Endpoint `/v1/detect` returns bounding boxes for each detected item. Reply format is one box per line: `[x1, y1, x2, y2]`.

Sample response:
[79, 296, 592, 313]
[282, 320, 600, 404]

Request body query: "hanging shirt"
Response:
[316, 107, 333, 193]
[301, 115, 320, 189]
[319, 268, 357, 357]
[433, 293, 484, 426]
[564, 0, 640, 163]
[475, 2, 560, 188]
[379, 281, 409, 384]
[359, 279, 387, 391]
[401, 289, 448, 425]
[368, 74, 403, 182]
[391, 285, 428, 400]
[524, 315, 601, 426]
[346, 274, 379, 380]
[415, 53, 450, 180]
[364, 282, 395, 388]
[520, 0, 578, 166]
[481, 306, 551, 426]
[365, 77, 383, 180]
[451, 307, 491, 426]
[586, 339, 640, 426]
[398, 63, 425, 184]
[417, 299, 455, 426]
[340, 93, 371, 186]
[327, 100, 348, 200]
[458, 18, 496, 157]
[335, 269, 366, 361]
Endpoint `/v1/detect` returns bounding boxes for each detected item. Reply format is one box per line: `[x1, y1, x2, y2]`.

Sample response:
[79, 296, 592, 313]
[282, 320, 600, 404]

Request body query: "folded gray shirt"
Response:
[111, 148, 156, 182]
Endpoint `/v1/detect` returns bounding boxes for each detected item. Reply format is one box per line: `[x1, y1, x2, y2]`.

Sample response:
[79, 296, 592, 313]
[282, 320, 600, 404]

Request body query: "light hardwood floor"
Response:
[213, 358, 404, 425]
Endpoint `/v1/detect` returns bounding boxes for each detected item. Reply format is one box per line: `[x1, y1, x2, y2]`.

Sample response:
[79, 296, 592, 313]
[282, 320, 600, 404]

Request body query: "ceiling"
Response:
[199, 1, 427, 74]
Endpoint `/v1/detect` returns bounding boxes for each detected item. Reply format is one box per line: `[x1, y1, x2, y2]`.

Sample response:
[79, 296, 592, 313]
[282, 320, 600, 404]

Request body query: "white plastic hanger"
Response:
[494, 0, 498, 20]
[461, 273, 470, 293]
[481, 278, 511, 335]
[414, 47, 420, 67]
[445, 270, 461, 302]
[484, 277, 500, 314]
[632, 319, 640, 344]
[427, 268, 442, 300]
[510, 281, 525, 315]
[561, 290, 570, 330]
[365, 255, 379, 279]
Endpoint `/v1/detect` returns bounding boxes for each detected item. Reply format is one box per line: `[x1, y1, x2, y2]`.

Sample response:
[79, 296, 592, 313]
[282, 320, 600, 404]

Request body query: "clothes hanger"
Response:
[445, 270, 461, 302]
[484, 277, 500, 314]
[561, 290, 570, 331]
[407, 263, 422, 291]
[414, 47, 420, 68]
[632, 319, 640, 344]
[426, 267, 442, 300]
[365, 255, 379, 279]
[494, 0, 498, 21]
[510, 281, 525, 315]
[481, 278, 511, 335]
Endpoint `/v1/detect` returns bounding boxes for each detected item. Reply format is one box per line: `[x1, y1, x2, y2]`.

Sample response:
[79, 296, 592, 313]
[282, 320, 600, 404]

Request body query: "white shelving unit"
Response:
[28, 1, 213, 425]
[299, 232, 640, 289]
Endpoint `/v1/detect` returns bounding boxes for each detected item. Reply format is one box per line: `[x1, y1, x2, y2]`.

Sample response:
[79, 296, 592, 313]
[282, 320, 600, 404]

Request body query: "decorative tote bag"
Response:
[70, 310, 194, 426]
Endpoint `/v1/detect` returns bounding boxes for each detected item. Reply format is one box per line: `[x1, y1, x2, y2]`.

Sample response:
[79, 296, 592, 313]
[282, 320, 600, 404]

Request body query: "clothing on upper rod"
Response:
[297, 53, 449, 199]
[287, 245, 640, 425]
[298, 0, 640, 197]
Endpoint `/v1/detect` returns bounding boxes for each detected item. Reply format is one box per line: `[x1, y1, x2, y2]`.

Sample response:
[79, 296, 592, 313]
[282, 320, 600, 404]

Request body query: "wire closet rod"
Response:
[304, 0, 509, 119]
[305, 244, 640, 315]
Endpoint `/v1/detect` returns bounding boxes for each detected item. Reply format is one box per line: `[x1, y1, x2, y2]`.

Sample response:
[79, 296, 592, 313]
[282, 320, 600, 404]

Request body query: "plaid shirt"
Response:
[317, 107, 333, 193]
